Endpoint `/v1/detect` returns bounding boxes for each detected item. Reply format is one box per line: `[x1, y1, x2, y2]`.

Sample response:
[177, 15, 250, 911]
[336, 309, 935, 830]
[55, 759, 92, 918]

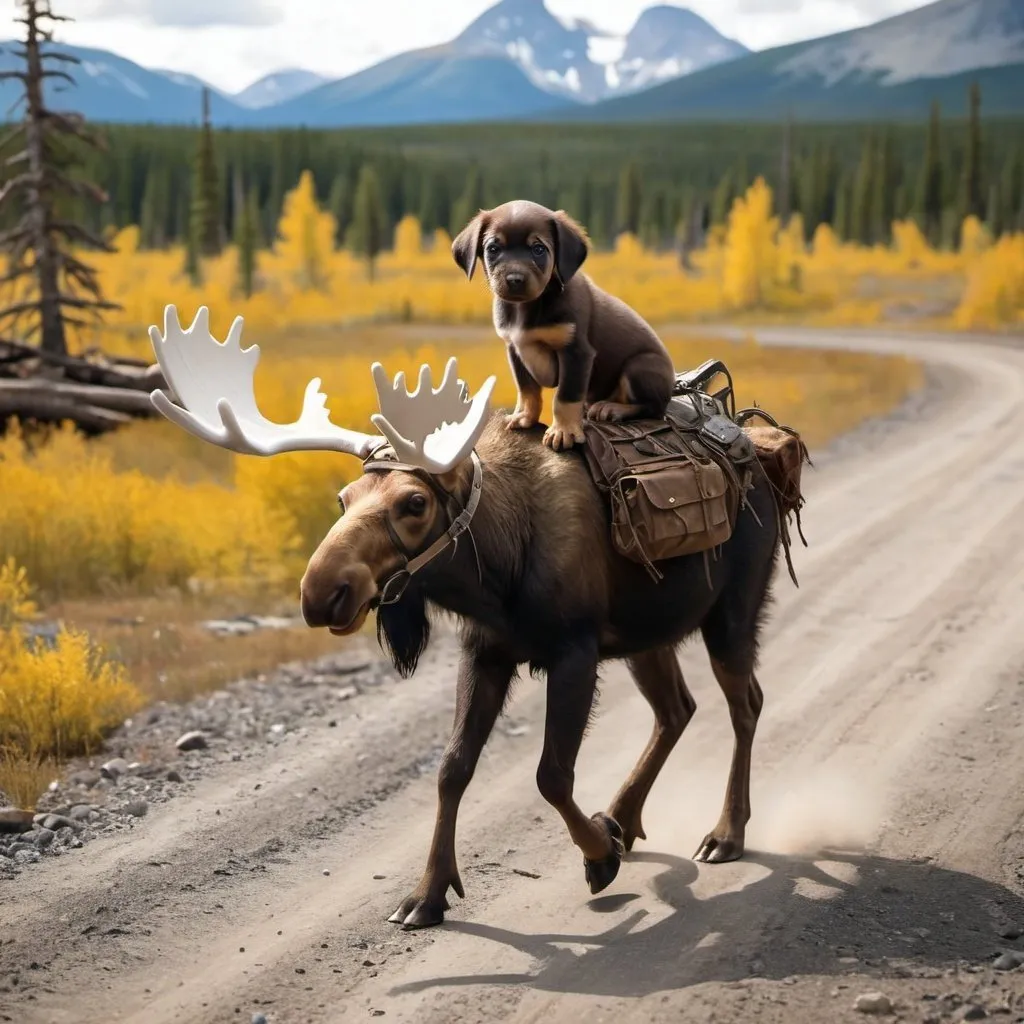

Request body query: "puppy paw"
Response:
[587, 401, 636, 423]
[543, 420, 586, 451]
[506, 410, 538, 431]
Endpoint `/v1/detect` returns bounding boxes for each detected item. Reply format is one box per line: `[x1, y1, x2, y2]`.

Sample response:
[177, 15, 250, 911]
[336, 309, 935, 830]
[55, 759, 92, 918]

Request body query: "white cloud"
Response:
[0, 0, 934, 95]
[74, 0, 283, 28]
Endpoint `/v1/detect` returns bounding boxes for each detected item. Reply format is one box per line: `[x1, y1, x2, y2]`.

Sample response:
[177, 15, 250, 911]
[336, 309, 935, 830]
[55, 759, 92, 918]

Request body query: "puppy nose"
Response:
[505, 272, 526, 292]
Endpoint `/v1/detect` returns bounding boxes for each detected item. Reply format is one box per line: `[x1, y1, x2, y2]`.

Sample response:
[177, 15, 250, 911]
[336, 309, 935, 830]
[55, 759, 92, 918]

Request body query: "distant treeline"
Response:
[6, 84, 1024, 252]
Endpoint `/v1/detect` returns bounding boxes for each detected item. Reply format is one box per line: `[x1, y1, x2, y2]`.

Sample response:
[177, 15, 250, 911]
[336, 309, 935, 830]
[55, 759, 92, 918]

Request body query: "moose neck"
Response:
[416, 427, 534, 633]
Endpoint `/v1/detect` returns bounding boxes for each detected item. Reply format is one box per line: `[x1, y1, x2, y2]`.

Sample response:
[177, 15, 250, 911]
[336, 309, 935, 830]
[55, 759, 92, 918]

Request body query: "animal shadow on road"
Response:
[388, 848, 1024, 999]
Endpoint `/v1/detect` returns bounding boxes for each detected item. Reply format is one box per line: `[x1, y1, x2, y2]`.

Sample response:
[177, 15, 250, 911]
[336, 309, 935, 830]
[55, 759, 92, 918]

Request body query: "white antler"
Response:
[370, 357, 497, 475]
[147, 304, 496, 474]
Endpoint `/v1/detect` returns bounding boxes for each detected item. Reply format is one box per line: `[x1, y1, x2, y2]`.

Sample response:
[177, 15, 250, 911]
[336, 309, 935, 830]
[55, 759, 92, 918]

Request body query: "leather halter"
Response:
[360, 445, 484, 606]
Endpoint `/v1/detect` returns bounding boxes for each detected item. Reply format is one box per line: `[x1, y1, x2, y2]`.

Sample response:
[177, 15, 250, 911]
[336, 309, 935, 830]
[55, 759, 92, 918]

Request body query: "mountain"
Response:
[451, 0, 747, 102]
[233, 69, 330, 109]
[0, 0, 1021, 128]
[0, 41, 247, 124]
[260, 48, 569, 127]
[564, 0, 1024, 121]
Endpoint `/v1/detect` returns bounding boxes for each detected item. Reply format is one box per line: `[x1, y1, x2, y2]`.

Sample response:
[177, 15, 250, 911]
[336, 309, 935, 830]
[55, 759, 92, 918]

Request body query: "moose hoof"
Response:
[584, 813, 625, 895]
[387, 892, 450, 930]
[693, 832, 744, 864]
[611, 812, 646, 854]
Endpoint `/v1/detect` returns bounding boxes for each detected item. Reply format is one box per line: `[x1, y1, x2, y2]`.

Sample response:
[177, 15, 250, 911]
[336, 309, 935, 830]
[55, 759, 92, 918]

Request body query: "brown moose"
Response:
[147, 305, 783, 930]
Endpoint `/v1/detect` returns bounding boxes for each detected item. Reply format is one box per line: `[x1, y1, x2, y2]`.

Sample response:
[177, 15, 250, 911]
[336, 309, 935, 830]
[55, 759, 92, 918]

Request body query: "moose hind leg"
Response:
[607, 646, 697, 853]
[693, 652, 764, 864]
[536, 638, 625, 895]
[389, 642, 516, 928]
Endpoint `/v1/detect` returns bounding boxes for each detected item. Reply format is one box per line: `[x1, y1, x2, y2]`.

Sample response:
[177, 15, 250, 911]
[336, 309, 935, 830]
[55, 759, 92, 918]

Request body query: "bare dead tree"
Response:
[0, 0, 120, 359]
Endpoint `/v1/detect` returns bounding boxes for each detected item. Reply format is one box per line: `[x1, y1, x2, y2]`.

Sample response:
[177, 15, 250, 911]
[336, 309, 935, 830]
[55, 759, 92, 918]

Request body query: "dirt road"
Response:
[4, 328, 1024, 1024]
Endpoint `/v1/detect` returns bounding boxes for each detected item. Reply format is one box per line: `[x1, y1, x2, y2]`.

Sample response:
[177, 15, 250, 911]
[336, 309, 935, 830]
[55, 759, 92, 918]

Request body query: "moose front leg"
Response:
[536, 639, 625, 894]
[389, 643, 516, 929]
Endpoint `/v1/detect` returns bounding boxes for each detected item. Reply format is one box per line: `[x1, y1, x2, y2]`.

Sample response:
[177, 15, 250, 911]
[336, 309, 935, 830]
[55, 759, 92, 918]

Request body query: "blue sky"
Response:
[1, 0, 929, 94]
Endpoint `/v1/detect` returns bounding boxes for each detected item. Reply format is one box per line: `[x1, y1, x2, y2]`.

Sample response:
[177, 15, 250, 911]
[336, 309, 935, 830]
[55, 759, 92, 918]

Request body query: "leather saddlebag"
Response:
[581, 418, 735, 579]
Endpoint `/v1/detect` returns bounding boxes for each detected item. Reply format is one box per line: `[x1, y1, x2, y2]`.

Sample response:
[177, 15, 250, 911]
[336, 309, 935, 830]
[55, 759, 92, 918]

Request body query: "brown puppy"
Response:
[451, 199, 675, 451]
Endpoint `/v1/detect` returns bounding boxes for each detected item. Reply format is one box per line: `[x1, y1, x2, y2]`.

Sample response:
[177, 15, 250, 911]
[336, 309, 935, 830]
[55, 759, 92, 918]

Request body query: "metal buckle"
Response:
[378, 568, 412, 606]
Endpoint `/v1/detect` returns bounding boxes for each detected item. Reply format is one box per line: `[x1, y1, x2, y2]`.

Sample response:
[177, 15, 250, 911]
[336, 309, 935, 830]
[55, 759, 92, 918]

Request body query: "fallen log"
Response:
[0, 378, 158, 434]
[0, 337, 166, 391]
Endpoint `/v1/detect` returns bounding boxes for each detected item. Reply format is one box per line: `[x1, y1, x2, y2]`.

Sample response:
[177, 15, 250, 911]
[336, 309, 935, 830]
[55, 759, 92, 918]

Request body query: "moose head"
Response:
[147, 305, 497, 645]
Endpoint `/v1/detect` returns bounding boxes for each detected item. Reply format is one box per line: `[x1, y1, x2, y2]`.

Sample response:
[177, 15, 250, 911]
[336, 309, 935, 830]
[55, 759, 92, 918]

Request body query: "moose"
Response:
[148, 305, 786, 930]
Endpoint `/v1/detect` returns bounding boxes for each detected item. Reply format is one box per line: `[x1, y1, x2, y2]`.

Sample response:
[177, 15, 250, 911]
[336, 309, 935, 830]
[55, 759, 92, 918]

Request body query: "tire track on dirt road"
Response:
[4, 329, 1024, 1024]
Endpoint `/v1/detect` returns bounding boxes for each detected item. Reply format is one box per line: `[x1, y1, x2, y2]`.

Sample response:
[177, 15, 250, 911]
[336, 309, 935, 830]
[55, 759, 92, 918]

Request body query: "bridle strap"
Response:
[361, 448, 484, 600]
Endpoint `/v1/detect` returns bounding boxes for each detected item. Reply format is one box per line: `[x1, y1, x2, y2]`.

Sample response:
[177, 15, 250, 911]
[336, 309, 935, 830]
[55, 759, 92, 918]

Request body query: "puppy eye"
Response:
[485, 241, 501, 257]
[531, 242, 546, 258]
[404, 493, 428, 517]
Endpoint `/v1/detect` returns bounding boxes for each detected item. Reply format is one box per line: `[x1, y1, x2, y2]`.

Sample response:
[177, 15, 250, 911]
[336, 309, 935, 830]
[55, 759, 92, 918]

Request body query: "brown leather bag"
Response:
[581, 417, 741, 581]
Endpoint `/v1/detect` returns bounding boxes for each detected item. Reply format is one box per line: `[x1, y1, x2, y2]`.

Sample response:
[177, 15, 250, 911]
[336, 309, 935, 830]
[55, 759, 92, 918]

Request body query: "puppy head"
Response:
[452, 201, 589, 303]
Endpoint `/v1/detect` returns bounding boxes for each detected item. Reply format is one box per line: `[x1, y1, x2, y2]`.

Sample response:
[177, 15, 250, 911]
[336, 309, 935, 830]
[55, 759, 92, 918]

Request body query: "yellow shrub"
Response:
[0, 420, 297, 598]
[0, 562, 142, 765]
[954, 233, 1024, 329]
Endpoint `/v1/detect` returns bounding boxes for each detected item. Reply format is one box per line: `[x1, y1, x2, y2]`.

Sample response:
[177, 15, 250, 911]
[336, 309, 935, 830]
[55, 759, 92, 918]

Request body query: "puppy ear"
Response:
[451, 211, 489, 280]
[551, 210, 589, 287]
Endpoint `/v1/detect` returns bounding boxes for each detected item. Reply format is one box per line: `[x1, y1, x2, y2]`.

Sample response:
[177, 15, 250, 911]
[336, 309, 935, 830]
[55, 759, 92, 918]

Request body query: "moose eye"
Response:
[531, 242, 546, 258]
[404, 493, 428, 517]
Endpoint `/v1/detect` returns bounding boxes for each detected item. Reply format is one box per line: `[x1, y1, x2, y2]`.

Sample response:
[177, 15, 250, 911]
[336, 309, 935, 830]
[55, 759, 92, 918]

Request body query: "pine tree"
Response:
[327, 173, 352, 248]
[917, 101, 945, 245]
[235, 179, 258, 298]
[188, 87, 222, 259]
[711, 168, 736, 227]
[416, 172, 447, 235]
[871, 131, 894, 244]
[0, 0, 120, 357]
[347, 163, 388, 280]
[615, 161, 642, 236]
[959, 80, 984, 221]
[450, 165, 485, 236]
[1001, 150, 1023, 235]
[138, 167, 169, 249]
[851, 133, 876, 245]
[833, 173, 852, 241]
[779, 115, 793, 226]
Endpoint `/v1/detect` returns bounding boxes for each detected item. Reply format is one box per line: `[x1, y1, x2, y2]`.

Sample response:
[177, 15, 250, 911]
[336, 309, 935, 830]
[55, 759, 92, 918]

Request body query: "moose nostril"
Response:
[330, 582, 351, 624]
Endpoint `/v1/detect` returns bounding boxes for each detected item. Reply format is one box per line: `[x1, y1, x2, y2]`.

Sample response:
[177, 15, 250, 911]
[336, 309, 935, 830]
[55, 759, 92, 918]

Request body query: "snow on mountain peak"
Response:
[455, 0, 747, 102]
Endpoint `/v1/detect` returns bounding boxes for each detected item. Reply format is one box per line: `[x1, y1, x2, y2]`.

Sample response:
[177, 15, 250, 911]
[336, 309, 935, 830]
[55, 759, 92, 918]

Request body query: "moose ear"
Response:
[451, 211, 490, 280]
[551, 210, 589, 287]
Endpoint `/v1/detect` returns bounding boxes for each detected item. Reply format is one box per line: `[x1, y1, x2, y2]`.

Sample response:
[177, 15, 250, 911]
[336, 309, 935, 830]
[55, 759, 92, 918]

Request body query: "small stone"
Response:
[176, 730, 208, 752]
[42, 814, 78, 832]
[69, 805, 93, 822]
[166, 769, 184, 783]
[854, 992, 893, 1014]
[270, 723, 286, 736]
[373, 874, 386, 880]
[998, 923, 1022, 940]
[100, 758, 129, 780]
[993, 951, 1024, 971]
[322, 869, 330, 876]
[13, 848, 40, 864]
[33, 828, 55, 849]
[371, 1012, 385, 1018]
[124, 800, 148, 818]
[69, 769, 101, 788]
[251, 1015, 267, 1024]
[960, 1006, 987, 1020]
